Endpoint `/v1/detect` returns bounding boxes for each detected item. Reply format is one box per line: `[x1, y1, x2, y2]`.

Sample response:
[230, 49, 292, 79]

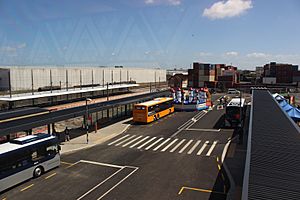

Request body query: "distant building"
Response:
[0, 66, 166, 91]
[188, 63, 215, 88]
[188, 62, 239, 89]
[168, 73, 188, 88]
[255, 66, 264, 83]
[263, 62, 298, 84]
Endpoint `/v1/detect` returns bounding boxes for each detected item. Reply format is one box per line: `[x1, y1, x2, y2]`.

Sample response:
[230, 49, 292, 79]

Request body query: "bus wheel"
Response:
[33, 166, 43, 178]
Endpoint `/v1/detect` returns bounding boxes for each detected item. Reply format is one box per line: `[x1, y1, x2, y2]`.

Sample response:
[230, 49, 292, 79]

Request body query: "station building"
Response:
[0, 66, 166, 110]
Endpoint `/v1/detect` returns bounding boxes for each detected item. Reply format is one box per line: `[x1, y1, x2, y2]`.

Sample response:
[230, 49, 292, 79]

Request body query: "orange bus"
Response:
[133, 97, 174, 123]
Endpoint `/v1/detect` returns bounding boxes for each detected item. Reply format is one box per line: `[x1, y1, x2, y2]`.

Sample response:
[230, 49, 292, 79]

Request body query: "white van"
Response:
[227, 88, 240, 94]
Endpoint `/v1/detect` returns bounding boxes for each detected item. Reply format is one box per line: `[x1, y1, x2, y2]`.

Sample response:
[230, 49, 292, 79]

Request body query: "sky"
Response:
[0, 0, 300, 69]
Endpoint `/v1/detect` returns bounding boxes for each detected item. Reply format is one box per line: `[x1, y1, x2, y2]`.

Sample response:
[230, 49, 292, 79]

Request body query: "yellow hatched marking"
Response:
[178, 186, 226, 195]
[61, 161, 78, 169]
[20, 184, 34, 192]
[45, 173, 57, 179]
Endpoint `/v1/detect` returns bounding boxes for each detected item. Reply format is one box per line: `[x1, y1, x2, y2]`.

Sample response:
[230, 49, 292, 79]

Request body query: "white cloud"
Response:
[0, 43, 26, 59]
[145, 0, 155, 4]
[198, 52, 212, 57]
[246, 52, 268, 58]
[17, 43, 26, 49]
[145, 0, 181, 6]
[203, 0, 252, 20]
[225, 51, 239, 56]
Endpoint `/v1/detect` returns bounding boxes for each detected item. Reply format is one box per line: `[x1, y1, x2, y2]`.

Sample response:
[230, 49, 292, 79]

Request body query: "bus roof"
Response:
[0, 134, 56, 155]
[227, 98, 246, 107]
[135, 97, 173, 107]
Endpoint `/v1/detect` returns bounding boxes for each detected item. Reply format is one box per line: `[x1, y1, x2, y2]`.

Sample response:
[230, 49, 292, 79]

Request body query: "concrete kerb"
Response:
[61, 119, 132, 155]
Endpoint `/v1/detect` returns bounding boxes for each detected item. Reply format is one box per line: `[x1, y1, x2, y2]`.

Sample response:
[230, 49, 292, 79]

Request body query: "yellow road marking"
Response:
[178, 187, 185, 195]
[45, 172, 56, 179]
[218, 164, 221, 171]
[20, 184, 34, 192]
[216, 156, 219, 162]
[0, 111, 49, 123]
[61, 161, 73, 166]
[61, 161, 77, 169]
[178, 186, 226, 195]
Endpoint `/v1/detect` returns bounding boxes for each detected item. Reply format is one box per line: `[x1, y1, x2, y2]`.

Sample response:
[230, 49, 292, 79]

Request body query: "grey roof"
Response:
[0, 90, 170, 136]
[243, 90, 300, 200]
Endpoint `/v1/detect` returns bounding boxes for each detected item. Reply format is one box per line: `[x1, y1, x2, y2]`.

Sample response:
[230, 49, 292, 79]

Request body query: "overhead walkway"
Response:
[0, 90, 169, 137]
[0, 83, 139, 109]
[242, 89, 300, 200]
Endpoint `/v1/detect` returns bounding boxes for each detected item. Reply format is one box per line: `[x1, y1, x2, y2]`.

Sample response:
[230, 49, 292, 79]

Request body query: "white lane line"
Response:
[153, 138, 171, 151]
[187, 140, 201, 154]
[115, 135, 136, 146]
[171, 111, 207, 137]
[170, 129, 182, 138]
[97, 167, 139, 200]
[177, 111, 203, 130]
[137, 137, 157, 149]
[186, 113, 206, 129]
[108, 134, 130, 146]
[178, 140, 193, 154]
[206, 141, 218, 156]
[161, 139, 178, 152]
[197, 141, 209, 156]
[130, 136, 149, 148]
[194, 112, 206, 121]
[122, 136, 143, 147]
[177, 119, 193, 130]
[79, 160, 124, 169]
[145, 138, 164, 150]
[221, 140, 231, 163]
[185, 128, 221, 132]
[170, 139, 186, 152]
[77, 168, 124, 200]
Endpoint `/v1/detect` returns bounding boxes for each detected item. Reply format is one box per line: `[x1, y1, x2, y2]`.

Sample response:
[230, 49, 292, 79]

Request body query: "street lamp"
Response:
[85, 97, 92, 144]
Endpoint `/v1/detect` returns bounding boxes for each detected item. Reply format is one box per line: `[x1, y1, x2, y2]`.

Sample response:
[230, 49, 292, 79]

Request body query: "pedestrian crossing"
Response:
[107, 134, 227, 157]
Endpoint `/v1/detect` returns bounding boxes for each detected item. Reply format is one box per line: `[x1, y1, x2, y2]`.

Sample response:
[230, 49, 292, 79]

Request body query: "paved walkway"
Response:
[60, 118, 132, 154]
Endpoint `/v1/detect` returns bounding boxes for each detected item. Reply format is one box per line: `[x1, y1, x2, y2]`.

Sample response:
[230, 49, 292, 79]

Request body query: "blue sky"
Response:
[0, 0, 300, 69]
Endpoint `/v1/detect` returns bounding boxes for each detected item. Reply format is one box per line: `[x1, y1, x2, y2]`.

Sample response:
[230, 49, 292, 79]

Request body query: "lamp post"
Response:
[85, 97, 92, 144]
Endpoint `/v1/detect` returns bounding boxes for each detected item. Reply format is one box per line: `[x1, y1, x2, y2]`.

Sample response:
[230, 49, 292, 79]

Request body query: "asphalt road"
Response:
[1, 94, 236, 200]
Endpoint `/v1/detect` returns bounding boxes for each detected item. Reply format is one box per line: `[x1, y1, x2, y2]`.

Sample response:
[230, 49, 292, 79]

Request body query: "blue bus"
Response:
[0, 134, 60, 192]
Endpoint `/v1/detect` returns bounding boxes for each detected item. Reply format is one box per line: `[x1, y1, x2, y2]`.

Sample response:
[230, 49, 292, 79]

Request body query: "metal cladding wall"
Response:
[0, 67, 166, 91]
[242, 89, 300, 200]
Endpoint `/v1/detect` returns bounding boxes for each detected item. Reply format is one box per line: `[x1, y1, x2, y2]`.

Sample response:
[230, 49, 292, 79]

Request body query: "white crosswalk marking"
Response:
[178, 140, 193, 154]
[108, 134, 130, 146]
[130, 136, 150, 148]
[108, 135, 219, 157]
[170, 139, 186, 152]
[161, 139, 178, 152]
[122, 136, 143, 147]
[153, 138, 171, 151]
[115, 135, 136, 146]
[197, 141, 209, 155]
[187, 140, 201, 154]
[145, 138, 164, 150]
[206, 141, 218, 156]
[137, 137, 157, 149]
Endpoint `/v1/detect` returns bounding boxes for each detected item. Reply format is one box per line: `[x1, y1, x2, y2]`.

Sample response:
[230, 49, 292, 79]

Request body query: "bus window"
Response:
[135, 106, 146, 110]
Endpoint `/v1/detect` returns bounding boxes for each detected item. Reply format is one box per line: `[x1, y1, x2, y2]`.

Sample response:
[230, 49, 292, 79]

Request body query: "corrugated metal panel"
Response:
[244, 90, 300, 199]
